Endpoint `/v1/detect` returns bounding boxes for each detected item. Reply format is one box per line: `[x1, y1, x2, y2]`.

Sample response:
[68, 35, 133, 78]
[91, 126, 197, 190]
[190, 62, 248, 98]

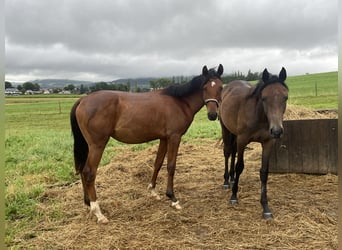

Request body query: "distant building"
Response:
[5, 88, 21, 95]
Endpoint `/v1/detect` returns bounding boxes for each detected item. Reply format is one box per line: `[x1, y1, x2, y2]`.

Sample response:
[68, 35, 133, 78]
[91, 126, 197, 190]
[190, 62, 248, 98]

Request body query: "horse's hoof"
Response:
[148, 184, 161, 200]
[263, 212, 273, 220]
[171, 201, 182, 210]
[97, 216, 109, 224]
[230, 199, 238, 205]
[223, 184, 230, 190]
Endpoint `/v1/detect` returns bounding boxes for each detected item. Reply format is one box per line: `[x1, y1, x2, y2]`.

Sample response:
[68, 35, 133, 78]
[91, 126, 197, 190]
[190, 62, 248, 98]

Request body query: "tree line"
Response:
[5, 69, 261, 94]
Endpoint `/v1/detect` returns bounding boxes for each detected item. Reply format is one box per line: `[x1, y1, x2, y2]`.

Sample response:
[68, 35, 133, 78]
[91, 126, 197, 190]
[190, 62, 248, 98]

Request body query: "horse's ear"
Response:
[279, 67, 287, 82]
[202, 65, 208, 76]
[217, 64, 224, 76]
[262, 68, 269, 83]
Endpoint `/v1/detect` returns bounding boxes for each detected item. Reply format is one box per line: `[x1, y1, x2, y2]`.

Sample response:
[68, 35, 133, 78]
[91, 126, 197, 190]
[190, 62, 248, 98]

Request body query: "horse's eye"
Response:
[284, 96, 288, 101]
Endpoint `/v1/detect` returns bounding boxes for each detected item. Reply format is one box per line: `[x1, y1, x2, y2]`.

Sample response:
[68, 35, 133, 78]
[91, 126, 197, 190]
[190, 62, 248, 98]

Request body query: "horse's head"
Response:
[261, 67, 288, 138]
[202, 64, 224, 120]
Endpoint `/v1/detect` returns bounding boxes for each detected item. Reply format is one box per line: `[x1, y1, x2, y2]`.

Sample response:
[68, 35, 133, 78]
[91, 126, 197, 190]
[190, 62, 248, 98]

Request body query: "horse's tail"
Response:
[70, 99, 88, 174]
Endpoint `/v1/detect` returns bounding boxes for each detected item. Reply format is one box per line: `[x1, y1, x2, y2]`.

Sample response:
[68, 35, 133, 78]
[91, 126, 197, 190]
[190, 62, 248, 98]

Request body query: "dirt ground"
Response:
[12, 107, 338, 249]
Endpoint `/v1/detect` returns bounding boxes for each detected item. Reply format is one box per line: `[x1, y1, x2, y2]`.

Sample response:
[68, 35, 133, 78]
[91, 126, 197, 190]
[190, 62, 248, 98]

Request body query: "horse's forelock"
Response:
[249, 76, 288, 98]
[207, 67, 222, 79]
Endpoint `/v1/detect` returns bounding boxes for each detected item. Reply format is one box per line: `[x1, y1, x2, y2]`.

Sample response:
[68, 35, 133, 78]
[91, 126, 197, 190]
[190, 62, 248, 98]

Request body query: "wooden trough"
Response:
[269, 119, 338, 175]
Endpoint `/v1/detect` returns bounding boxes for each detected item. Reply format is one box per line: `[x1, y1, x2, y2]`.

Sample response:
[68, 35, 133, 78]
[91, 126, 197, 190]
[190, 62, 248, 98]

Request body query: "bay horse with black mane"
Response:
[219, 67, 288, 219]
[71, 64, 224, 223]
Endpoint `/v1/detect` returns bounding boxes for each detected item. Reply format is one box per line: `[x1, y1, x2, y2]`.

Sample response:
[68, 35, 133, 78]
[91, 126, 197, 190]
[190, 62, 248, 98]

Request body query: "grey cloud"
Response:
[5, 0, 338, 81]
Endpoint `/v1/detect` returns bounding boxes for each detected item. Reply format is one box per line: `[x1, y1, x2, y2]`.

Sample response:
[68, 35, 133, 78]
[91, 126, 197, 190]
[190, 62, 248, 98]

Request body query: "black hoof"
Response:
[230, 199, 238, 205]
[263, 212, 273, 220]
[223, 184, 230, 190]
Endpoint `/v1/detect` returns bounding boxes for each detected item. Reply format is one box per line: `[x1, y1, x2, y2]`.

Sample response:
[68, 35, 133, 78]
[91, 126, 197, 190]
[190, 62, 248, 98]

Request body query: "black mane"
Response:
[250, 75, 288, 98]
[162, 68, 221, 97]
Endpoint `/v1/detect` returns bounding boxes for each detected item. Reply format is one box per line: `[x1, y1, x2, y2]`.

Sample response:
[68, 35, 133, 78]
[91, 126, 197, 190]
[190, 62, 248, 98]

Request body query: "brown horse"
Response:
[219, 67, 288, 219]
[71, 64, 224, 223]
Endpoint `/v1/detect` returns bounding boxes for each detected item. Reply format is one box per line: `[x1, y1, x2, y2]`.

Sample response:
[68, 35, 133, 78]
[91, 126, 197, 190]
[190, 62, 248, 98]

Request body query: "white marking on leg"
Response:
[211, 81, 216, 87]
[171, 200, 182, 210]
[90, 201, 109, 224]
[148, 183, 161, 200]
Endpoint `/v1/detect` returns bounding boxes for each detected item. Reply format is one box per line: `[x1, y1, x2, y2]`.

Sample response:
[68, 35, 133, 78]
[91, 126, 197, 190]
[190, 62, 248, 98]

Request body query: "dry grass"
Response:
[13, 142, 337, 249]
[10, 106, 337, 249]
[284, 104, 337, 120]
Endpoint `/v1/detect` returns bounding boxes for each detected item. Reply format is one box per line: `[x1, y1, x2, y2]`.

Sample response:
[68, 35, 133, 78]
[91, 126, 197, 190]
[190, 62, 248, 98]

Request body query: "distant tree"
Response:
[53, 88, 62, 94]
[79, 84, 88, 94]
[64, 84, 75, 91]
[5, 81, 13, 88]
[22, 82, 40, 91]
[246, 69, 259, 81]
[89, 82, 109, 92]
[149, 78, 173, 90]
[149, 79, 158, 90]
[158, 78, 172, 88]
[126, 80, 131, 92]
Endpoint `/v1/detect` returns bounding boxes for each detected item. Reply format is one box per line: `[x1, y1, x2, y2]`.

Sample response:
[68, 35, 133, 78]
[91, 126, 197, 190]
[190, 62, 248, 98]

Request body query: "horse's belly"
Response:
[112, 125, 164, 144]
[113, 132, 160, 144]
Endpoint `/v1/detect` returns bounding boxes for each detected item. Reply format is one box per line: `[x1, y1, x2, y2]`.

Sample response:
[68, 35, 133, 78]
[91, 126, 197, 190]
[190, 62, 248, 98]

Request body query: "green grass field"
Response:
[285, 71, 337, 109]
[4, 71, 338, 246]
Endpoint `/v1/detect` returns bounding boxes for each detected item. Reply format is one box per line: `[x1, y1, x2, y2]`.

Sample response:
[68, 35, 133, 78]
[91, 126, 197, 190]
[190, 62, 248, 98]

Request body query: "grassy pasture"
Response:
[4, 71, 337, 246]
[285, 71, 337, 109]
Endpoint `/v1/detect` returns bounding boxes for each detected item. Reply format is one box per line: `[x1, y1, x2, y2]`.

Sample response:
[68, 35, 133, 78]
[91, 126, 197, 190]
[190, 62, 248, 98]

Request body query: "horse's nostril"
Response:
[207, 112, 218, 121]
[270, 128, 283, 138]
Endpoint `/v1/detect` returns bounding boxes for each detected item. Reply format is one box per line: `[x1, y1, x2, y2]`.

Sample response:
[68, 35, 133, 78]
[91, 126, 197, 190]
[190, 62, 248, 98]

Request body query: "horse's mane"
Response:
[162, 68, 221, 97]
[249, 75, 288, 98]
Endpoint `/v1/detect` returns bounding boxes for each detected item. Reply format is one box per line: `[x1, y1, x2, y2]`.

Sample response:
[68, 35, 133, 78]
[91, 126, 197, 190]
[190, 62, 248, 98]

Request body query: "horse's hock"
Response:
[269, 118, 337, 175]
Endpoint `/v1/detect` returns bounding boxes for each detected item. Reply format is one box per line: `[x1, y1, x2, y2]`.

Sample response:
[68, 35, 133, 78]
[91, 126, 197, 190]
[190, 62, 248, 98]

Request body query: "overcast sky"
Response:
[5, 0, 338, 83]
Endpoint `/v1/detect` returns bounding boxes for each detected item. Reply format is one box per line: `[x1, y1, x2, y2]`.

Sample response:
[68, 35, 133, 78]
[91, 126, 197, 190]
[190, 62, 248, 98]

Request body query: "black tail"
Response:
[70, 99, 88, 174]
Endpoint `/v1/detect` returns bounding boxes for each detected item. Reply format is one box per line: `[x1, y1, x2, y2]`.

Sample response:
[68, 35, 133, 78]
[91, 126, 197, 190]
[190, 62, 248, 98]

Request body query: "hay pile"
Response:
[12, 137, 337, 249]
[284, 104, 337, 120]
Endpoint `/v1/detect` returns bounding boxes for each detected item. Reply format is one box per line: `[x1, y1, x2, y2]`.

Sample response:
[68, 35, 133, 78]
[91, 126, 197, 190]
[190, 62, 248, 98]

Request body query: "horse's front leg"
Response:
[165, 135, 182, 209]
[83, 144, 109, 224]
[148, 139, 167, 200]
[260, 139, 275, 220]
[230, 138, 246, 205]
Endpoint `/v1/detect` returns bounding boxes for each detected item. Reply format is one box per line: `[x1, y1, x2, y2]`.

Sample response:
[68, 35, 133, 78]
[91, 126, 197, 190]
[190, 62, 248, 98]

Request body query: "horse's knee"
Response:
[82, 167, 96, 183]
[236, 161, 244, 175]
[167, 164, 175, 176]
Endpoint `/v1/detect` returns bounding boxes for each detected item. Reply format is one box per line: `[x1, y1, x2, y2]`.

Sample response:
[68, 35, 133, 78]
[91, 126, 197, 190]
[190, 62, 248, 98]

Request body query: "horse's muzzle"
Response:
[270, 127, 283, 138]
[207, 112, 218, 121]
[205, 99, 219, 121]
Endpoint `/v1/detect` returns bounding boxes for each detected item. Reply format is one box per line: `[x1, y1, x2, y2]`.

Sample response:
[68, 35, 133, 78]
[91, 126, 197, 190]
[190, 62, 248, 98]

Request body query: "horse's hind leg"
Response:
[228, 134, 237, 187]
[221, 125, 235, 189]
[230, 142, 245, 205]
[82, 143, 109, 224]
[148, 139, 167, 200]
[223, 141, 231, 189]
[165, 135, 182, 209]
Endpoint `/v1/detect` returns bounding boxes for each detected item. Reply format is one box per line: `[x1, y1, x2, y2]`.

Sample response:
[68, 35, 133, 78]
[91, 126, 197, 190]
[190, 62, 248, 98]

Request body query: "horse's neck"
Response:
[181, 90, 204, 115]
[254, 96, 268, 123]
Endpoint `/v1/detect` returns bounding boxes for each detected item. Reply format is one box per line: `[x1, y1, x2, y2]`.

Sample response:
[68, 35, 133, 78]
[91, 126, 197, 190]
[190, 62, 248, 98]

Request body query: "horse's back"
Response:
[220, 80, 256, 135]
[222, 80, 252, 99]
